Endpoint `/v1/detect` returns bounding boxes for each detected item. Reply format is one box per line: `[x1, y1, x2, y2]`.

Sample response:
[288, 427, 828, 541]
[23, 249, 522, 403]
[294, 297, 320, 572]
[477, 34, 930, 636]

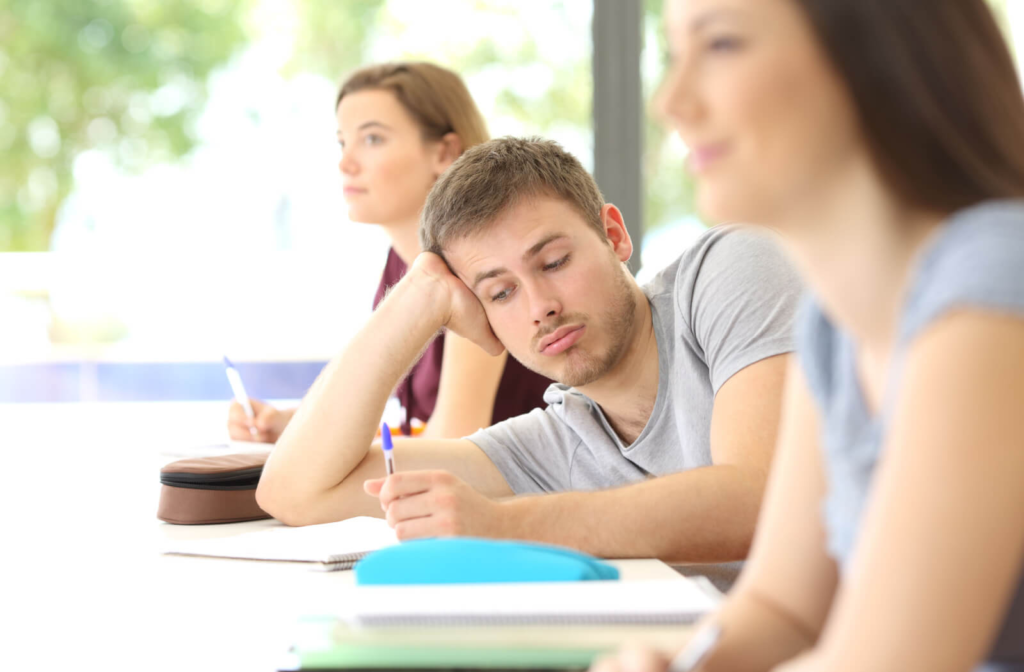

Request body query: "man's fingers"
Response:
[378, 471, 451, 507]
[384, 491, 445, 527]
[392, 514, 448, 541]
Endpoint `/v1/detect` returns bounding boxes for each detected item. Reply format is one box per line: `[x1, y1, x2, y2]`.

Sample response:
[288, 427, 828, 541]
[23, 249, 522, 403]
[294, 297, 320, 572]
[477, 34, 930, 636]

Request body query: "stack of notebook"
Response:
[338, 578, 718, 627]
[162, 517, 399, 570]
[279, 573, 720, 670]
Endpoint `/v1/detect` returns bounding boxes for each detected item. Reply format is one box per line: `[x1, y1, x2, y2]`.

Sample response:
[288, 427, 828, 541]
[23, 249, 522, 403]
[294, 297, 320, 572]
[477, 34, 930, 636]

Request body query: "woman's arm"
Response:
[796, 311, 1024, 672]
[423, 332, 509, 439]
[697, 356, 839, 672]
[592, 357, 839, 672]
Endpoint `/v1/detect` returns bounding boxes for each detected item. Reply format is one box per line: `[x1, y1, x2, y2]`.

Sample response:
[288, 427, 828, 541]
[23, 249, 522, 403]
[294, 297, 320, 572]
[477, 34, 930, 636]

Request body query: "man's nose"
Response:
[527, 284, 563, 326]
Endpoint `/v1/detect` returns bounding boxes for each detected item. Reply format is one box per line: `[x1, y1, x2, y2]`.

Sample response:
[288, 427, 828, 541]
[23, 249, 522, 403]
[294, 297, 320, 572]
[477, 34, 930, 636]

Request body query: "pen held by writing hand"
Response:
[669, 623, 723, 672]
[224, 356, 259, 439]
[381, 422, 396, 476]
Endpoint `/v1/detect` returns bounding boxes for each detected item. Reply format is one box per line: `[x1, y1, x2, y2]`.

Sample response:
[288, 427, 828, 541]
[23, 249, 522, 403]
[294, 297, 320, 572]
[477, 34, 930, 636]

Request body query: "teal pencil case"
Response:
[354, 538, 620, 585]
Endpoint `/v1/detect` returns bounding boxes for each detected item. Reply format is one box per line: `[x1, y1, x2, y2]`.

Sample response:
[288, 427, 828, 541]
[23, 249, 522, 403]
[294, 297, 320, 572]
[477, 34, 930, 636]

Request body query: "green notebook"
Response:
[282, 617, 614, 671]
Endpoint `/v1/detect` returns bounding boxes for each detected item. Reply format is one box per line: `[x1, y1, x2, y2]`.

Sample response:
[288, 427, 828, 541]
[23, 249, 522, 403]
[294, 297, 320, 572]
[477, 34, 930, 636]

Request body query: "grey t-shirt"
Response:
[468, 225, 803, 493]
[796, 200, 1024, 666]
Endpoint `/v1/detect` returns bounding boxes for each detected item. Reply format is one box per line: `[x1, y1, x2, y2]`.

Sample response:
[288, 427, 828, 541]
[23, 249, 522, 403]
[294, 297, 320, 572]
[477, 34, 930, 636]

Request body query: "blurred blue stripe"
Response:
[0, 361, 327, 402]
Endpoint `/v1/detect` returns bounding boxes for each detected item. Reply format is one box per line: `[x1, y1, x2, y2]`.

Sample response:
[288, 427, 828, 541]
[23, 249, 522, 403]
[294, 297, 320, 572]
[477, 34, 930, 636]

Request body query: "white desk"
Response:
[2, 402, 694, 672]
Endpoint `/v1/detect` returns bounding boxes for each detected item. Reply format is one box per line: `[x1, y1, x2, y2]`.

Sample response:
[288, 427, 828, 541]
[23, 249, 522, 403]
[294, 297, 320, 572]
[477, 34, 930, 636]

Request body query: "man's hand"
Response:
[408, 252, 504, 356]
[363, 470, 505, 540]
[228, 399, 291, 443]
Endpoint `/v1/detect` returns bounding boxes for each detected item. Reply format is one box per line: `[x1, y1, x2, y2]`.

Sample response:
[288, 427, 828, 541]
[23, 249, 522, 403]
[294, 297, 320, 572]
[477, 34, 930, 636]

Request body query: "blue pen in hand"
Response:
[381, 423, 396, 475]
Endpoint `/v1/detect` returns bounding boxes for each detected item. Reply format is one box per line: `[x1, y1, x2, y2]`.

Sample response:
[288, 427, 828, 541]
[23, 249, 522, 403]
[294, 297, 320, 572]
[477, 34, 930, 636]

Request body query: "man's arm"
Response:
[371, 354, 787, 562]
[256, 253, 514, 526]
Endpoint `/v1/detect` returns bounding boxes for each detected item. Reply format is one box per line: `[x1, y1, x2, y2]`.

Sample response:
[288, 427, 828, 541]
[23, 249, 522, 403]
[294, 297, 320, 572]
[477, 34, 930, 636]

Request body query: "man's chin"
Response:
[550, 350, 609, 388]
[511, 347, 608, 388]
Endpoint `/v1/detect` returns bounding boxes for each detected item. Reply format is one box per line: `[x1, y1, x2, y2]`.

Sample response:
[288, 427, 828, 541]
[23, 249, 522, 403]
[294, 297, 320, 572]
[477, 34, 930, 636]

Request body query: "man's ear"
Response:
[434, 132, 464, 175]
[600, 204, 634, 264]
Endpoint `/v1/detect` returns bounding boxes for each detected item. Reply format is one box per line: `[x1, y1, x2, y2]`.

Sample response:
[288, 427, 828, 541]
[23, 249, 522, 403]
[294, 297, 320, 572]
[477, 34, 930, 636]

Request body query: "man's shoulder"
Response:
[643, 224, 802, 391]
[644, 224, 796, 315]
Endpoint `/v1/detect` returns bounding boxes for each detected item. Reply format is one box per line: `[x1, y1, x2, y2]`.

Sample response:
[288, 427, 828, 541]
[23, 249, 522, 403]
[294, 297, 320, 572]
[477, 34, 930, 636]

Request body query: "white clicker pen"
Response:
[224, 356, 259, 439]
[669, 624, 723, 672]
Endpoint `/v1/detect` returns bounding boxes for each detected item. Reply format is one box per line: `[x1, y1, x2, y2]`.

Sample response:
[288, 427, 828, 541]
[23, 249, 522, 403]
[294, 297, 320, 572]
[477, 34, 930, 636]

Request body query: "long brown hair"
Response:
[336, 62, 489, 151]
[794, 0, 1024, 213]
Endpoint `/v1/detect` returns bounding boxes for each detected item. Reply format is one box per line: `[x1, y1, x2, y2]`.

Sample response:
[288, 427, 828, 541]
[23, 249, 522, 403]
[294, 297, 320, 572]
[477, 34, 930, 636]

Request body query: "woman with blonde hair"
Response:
[229, 62, 551, 441]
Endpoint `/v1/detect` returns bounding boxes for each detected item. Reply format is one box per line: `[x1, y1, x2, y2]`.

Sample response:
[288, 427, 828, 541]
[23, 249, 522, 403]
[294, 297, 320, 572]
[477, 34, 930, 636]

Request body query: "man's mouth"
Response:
[538, 325, 586, 356]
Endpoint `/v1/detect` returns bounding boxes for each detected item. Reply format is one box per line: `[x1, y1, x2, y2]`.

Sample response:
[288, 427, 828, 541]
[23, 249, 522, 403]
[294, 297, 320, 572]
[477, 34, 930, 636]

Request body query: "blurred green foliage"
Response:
[0, 0, 251, 251]
[284, 1, 592, 165]
[1, 0, 594, 250]
[283, 0, 386, 80]
[642, 0, 695, 232]
[1, 0, 1019, 251]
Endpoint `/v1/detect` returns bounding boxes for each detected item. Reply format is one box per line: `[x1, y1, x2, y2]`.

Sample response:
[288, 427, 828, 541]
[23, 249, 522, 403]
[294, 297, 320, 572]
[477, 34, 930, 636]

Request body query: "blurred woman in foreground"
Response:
[598, 0, 1024, 670]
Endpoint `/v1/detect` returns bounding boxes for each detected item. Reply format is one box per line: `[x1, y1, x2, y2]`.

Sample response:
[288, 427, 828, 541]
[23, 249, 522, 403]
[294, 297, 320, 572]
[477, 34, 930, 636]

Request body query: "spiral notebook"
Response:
[337, 577, 720, 627]
[163, 517, 399, 570]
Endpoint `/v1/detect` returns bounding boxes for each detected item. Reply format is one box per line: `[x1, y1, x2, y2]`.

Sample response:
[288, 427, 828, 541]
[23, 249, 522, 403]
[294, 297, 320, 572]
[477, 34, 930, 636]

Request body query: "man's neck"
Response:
[577, 286, 659, 445]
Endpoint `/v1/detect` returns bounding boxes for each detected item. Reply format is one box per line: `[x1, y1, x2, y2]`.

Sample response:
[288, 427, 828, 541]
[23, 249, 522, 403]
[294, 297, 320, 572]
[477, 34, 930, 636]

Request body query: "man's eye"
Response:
[491, 287, 513, 302]
[543, 254, 570, 271]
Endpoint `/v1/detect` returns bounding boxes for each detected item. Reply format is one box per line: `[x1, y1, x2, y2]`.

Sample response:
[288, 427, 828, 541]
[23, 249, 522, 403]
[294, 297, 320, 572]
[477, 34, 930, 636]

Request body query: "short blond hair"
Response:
[420, 137, 606, 256]
[336, 62, 489, 149]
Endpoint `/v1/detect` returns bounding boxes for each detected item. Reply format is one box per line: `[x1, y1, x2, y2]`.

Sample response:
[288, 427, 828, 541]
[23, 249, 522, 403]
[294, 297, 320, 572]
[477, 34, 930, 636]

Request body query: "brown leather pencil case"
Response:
[158, 453, 272, 524]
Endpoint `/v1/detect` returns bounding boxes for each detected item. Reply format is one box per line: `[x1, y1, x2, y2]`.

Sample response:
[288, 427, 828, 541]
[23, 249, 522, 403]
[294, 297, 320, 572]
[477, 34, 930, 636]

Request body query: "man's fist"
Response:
[363, 469, 505, 540]
[408, 252, 504, 357]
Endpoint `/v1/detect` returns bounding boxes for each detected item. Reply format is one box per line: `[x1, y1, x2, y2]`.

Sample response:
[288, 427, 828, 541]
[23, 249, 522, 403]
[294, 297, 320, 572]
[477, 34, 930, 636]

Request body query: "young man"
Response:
[257, 137, 802, 564]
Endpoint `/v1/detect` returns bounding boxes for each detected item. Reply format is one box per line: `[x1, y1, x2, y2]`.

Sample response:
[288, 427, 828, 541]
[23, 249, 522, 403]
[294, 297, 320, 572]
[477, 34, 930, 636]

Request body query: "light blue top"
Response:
[796, 200, 1024, 666]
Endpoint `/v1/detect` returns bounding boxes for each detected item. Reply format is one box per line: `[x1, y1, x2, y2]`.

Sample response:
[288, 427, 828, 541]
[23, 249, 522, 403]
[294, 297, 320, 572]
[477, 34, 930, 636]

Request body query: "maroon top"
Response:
[373, 248, 553, 435]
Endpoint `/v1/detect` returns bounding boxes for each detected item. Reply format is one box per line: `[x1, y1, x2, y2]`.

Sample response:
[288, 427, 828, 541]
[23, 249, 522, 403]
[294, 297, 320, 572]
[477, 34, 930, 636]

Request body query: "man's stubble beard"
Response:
[558, 267, 637, 387]
[513, 264, 639, 388]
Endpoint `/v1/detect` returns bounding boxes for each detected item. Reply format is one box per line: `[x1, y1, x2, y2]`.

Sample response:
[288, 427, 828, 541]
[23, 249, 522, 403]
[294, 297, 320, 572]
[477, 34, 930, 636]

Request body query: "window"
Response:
[3, 0, 1023, 400]
[0, 0, 592, 401]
